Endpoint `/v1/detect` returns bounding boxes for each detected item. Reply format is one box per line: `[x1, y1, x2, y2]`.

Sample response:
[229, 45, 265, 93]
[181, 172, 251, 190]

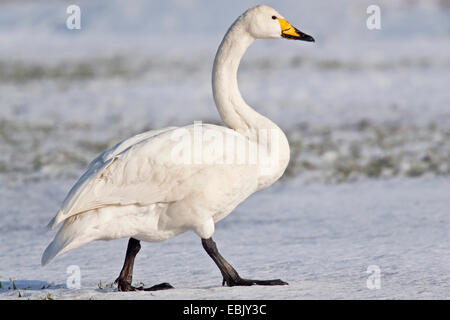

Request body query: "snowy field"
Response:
[1, 0, 449, 299]
[1, 177, 450, 300]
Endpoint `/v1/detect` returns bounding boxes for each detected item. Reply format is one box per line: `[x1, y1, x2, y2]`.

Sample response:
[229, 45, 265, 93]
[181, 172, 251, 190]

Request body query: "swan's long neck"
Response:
[212, 21, 276, 134]
[212, 18, 290, 187]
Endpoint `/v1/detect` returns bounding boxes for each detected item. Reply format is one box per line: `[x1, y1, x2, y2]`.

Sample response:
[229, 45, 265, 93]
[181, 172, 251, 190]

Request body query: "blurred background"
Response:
[0, 0, 449, 299]
[0, 0, 449, 185]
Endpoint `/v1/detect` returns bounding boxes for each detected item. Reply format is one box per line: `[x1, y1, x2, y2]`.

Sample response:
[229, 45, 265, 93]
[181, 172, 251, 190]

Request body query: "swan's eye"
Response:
[272, 16, 277, 20]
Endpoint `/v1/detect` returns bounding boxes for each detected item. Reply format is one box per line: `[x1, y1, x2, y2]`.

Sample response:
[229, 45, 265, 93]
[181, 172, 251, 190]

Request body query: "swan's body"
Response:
[42, 5, 314, 289]
[43, 123, 284, 262]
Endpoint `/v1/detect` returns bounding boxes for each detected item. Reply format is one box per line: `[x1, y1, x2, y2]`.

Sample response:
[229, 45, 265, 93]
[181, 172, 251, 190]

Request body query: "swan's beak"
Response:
[278, 18, 315, 42]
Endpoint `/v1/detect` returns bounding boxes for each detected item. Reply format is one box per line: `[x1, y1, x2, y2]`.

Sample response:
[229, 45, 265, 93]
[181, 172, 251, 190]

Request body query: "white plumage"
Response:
[42, 5, 313, 267]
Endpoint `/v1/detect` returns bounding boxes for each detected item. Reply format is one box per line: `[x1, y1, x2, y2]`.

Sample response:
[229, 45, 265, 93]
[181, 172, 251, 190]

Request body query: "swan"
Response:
[41, 5, 314, 291]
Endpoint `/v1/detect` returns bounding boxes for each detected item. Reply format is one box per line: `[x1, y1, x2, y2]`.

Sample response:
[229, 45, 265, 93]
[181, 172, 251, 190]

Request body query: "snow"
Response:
[1, 0, 449, 299]
[1, 177, 449, 299]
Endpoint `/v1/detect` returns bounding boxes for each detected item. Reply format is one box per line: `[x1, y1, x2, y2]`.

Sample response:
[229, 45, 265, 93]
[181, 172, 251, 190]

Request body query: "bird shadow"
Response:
[0, 279, 64, 291]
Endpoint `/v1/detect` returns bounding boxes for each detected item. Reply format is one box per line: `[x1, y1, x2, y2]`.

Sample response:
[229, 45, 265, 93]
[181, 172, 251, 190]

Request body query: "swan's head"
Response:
[241, 5, 314, 42]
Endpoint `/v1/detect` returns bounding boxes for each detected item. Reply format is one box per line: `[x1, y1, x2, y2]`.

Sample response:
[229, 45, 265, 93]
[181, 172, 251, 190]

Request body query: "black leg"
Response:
[114, 238, 173, 292]
[201, 237, 288, 287]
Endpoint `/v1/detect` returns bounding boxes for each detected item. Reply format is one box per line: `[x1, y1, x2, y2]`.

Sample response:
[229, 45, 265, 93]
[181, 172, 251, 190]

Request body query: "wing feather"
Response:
[47, 125, 242, 229]
[47, 127, 177, 229]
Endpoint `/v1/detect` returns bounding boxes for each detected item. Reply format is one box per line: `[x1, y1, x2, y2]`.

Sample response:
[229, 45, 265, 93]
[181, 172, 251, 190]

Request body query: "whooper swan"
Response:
[42, 5, 314, 291]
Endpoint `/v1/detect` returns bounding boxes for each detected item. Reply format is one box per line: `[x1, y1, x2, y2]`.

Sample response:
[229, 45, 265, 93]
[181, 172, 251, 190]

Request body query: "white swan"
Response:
[42, 5, 314, 290]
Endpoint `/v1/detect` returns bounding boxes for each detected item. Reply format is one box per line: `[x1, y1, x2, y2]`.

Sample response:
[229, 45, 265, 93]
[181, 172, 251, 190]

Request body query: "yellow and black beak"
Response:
[278, 18, 314, 42]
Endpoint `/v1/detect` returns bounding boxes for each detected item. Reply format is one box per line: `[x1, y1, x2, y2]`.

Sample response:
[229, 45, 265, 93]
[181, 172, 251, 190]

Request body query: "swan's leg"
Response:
[114, 238, 140, 291]
[201, 237, 288, 287]
[114, 238, 173, 292]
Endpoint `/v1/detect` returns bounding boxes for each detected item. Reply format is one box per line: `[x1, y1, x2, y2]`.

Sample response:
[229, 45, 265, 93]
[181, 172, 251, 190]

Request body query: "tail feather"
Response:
[46, 216, 57, 230]
[46, 209, 67, 230]
[41, 215, 94, 266]
[41, 205, 143, 266]
[41, 240, 61, 266]
[41, 225, 78, 266]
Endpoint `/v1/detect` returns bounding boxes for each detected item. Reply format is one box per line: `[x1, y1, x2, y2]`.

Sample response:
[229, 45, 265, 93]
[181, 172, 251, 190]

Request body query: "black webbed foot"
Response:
[222, 276, 288, 287]
[115, 278, 174, 292]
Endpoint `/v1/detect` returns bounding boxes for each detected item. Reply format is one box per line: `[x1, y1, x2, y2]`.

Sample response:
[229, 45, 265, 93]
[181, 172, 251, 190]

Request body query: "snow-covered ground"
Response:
[1, 177, 449, 299]
[1, 0, 449, 299]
